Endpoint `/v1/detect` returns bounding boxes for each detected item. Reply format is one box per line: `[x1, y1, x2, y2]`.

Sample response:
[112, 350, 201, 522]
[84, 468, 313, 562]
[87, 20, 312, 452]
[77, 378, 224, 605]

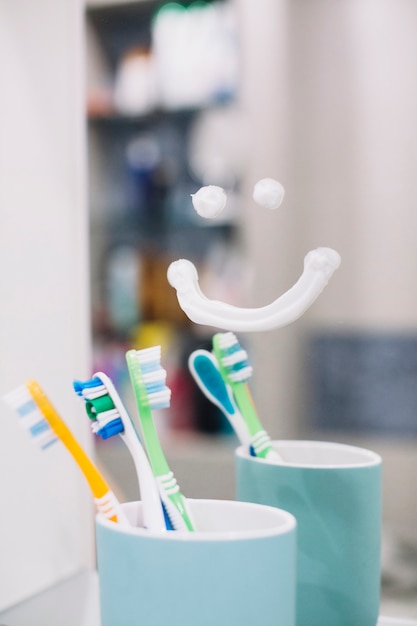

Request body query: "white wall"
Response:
[0, 0, 94, 611]
[287, 0, 417, 329]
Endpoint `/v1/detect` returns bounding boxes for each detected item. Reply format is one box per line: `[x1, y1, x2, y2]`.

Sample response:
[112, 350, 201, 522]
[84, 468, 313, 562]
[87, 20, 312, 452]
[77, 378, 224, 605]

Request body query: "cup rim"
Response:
[96, 498, 296, 541]
[236, 439, 382, 469]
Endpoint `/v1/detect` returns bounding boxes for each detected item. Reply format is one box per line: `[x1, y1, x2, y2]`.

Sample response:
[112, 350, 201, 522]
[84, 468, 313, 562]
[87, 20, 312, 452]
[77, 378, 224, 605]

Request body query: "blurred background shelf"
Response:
[86, 0, 245, 442]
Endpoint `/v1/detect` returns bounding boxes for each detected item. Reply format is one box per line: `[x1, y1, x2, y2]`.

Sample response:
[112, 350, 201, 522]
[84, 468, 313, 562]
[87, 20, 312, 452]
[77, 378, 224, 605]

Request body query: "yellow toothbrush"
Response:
[3, 380, 129, 526]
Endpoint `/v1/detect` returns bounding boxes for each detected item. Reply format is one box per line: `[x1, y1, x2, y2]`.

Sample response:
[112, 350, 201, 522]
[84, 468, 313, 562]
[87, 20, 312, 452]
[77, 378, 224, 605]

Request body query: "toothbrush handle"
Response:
[157, 473, 195, 531]
[168, 493, 194, 531]
[232, 383, 264, 436]
[232, 383, 275, 459]
[120, 422, 167, 532]
[131, 384, 195, 530]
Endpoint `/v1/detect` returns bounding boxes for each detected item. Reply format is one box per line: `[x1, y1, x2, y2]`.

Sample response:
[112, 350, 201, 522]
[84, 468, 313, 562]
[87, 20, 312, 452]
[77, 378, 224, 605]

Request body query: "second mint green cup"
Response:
[236, 440, 382, 626]
[96, 498, 297, 626]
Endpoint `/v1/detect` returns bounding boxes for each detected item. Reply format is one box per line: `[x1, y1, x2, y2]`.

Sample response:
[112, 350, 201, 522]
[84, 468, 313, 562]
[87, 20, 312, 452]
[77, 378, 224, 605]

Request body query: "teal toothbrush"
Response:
[125, 346, 195, 531]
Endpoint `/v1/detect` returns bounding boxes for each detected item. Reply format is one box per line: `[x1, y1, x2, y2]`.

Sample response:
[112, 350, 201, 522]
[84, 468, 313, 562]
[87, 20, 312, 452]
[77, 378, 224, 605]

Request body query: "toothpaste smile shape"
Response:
[167, 247, 341, 332]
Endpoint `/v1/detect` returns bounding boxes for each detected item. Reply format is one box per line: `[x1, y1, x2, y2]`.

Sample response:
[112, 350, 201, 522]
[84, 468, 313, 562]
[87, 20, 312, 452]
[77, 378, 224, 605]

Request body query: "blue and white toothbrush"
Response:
[73, 371, 168, 531]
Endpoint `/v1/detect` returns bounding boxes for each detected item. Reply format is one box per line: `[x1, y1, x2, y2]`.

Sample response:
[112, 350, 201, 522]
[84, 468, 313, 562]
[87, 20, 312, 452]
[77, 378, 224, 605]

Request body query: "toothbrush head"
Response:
[189, 349, 236, 415]
[212, 332, 253, 384]
[125, 347, 171, 412]
[3, 384, 58, 449]
[73, 374, 125, 440]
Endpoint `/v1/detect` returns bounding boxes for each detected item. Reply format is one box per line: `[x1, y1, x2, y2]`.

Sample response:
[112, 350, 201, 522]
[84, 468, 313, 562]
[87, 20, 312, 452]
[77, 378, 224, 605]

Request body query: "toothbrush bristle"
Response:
[215, 332, 253, 383]
[133, 347, 171, 410]
[3, 385, 58, 449]
[73, 377, 105, 397]
[73, 377, 125, 439]
[91, 409, 124, 439]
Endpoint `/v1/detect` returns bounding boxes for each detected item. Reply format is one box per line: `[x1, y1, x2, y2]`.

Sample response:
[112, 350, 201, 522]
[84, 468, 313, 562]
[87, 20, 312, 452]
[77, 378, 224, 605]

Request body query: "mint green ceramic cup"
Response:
[96, 498, 297, 626]
[236, 441, 382, 626]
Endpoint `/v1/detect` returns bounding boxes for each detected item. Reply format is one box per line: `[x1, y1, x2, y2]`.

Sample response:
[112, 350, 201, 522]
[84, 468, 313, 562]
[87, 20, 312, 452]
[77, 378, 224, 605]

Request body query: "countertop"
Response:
[0, 570, 416, 626]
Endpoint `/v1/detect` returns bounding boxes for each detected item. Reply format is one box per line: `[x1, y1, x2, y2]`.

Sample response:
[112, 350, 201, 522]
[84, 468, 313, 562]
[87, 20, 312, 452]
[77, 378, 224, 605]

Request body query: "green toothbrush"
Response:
[125, 346, 195, 531]
[212, 332, 281, 461]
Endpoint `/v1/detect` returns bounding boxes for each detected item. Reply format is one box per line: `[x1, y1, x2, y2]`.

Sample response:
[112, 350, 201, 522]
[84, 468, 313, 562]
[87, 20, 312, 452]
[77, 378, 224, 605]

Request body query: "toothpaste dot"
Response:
[253, 178, 285, 210]
[191, 185, 227, 219]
